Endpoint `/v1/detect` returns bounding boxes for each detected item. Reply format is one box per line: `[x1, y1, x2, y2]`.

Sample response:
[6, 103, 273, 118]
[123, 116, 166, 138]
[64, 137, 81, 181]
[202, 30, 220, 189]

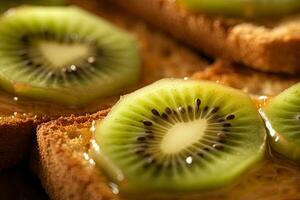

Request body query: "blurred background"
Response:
[0, 0, 68, 199]
[0, 164, 48, 200]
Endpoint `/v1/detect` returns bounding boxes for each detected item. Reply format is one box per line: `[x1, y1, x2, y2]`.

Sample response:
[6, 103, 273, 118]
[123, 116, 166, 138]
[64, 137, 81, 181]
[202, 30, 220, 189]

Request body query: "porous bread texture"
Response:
[34, 109, 300, 200]
[33, 110, 122, 200]
[0, 0, 207, 170]
[192, 60, 300, 96]
[109, 0, 300, 73]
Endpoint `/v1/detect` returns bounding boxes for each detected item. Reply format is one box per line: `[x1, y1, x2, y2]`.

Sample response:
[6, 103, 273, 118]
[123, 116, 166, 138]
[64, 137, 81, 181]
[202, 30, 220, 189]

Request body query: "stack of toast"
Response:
[1, 0, 300, 200]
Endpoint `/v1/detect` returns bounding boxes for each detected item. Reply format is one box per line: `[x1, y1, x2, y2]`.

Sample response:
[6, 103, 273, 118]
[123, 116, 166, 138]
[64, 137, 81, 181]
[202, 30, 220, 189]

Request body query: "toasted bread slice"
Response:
[0, 97, 115, 170]
[33, 107, 300, 200]
[192, 60, 300, 96]
[108, 0, 300, 73]
[0, 1, 206, 170]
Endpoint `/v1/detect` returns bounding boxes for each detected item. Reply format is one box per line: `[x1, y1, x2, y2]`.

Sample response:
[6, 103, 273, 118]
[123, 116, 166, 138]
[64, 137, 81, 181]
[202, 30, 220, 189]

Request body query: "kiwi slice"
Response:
[263, 83, 300, 162]
[178, 0, 300, 18]
[93, 79, 266, 194]
[0, 0, 65, 13]
[0, 6, 140, 106]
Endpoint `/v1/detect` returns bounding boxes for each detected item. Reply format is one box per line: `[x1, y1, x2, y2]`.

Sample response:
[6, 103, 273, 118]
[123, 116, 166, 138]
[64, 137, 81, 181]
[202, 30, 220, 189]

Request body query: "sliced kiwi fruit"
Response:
[0, 6, 140, 106]
[93, 79, 266, 194]
[263, 83, 300, 162]
[178, 0, 300, 18]
[0, 0, 66, 13]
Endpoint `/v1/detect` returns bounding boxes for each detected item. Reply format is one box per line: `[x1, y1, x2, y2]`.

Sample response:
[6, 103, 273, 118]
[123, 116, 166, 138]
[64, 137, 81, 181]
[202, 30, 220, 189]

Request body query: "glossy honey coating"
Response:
[264, 82, 300, 163]
[94, 79, 266, 194]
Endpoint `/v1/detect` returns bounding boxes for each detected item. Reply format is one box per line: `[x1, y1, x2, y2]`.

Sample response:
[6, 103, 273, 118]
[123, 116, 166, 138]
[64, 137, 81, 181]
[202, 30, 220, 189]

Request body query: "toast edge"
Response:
[31, 109, 120, 200]
[109, 0, 300, 73]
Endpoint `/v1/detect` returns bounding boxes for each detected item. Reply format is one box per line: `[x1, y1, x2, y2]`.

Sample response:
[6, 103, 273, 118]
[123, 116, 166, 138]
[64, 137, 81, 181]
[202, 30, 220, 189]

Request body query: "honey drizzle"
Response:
[0, 89, 115, 118]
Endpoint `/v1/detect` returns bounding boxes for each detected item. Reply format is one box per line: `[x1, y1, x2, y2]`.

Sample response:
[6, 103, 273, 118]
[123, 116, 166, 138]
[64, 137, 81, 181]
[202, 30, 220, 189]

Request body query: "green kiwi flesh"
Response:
[178, 0, 300, 18]
[263, 83, 300, 162]
[0, 0, 66, 13]
[0, 6, 140, 106]
[94, 79, 266, 194]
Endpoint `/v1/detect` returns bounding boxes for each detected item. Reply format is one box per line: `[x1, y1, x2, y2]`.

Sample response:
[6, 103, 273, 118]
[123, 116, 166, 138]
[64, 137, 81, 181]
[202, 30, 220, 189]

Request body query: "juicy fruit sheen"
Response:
[178, 0, 300, 18]
[0, 6, 140, 106]
[94, 79, 266, 194]
[263, 83, 300, 162]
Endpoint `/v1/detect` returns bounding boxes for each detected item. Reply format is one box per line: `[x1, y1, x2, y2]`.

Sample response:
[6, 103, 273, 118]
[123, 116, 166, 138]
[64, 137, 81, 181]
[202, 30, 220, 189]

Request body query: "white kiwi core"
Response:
[37, 41, 91, 67]
[160, 119, 207, 154]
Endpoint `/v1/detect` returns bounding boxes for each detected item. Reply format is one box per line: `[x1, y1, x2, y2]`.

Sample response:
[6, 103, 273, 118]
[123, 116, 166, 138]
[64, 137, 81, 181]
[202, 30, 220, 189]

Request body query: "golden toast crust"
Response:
[192, 60, 300, 96]
[109, 0, 300, 73]
[34, 110, 120, 200]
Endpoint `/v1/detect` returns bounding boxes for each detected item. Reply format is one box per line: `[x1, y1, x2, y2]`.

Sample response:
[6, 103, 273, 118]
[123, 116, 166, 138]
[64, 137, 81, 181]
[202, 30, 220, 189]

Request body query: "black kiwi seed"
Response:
[147, 157, 156, 165]
[197, 152, 204, 157]
[165, 107, 172, 115]
[226, 114, 235, 120]
[146, 134, 155, 139]
[211, 107, 219, 114]
[204, 106, 209, 112]
[151, 109, 160, 116]
[35, 63, 42, 68]
[137, 136, 147, 141]
[135, 149, 145, 154]
[187, 105, 193, 113]
[21, 35, 29, 43]
[222, 129, 230, 132]
[218, 139, 226, 144]
[203, 147, 210, 152]
[196, 98, 201, 107]
[178, 106, 186, 114]
[218, 119, 225, 122]
[223, 123, 232, 127]
[212, 143, 224, 150]
[217, 132, 227, 139]
[143, 120, 153, 126]
[173, 110, 180, 118]
[161, 113, 168, 119]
